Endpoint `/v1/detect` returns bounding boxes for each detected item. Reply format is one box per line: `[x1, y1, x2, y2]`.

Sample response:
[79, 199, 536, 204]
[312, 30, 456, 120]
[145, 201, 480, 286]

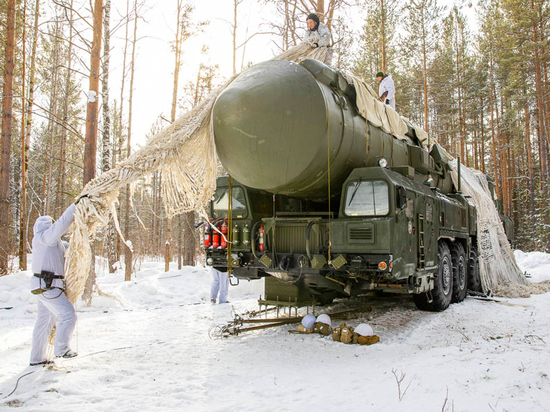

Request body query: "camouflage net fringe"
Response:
[450, 162, 529, 295]
[64, 43, 330, 304]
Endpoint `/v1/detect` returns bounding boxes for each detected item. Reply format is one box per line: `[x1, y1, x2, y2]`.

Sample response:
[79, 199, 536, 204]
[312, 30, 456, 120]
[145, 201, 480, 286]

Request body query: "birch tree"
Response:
[125, 0, 139, 281]
[101, 0, 118, 274]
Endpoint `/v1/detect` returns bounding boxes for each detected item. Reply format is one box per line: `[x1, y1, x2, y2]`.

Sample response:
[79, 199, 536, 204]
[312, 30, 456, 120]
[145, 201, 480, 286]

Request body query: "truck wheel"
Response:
[317, 294, 335, 305]
[413, 241, 453, 311]
[451, 243, 467, 303]
[467, 246, 481, 292]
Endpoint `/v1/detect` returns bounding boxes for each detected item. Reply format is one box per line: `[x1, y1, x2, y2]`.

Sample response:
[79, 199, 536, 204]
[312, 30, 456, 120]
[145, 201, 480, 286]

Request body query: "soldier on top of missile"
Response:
[304, 13, 333, 65]
[376, 71, 396, 109]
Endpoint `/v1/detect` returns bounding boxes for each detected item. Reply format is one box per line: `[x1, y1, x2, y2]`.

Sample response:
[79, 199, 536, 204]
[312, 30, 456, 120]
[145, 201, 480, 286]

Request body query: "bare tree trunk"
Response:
[0, 0, 17, 275]
[56, 0, 74, 216]
[178, 214, 182, 269]
[494, 89, 508, 215]
[232, 0, 243, 75]
[422, 27, 429, 133]
[125, 0, 139, 282]
[83, 0, 104, 186]
[151, 171, 158, 255]
[19, 0, 28, 271]
[45, 20, 61, 216]
[544, 60, 550, 146]
[489, 50, 500, 199]
[524, 95, 535, 234]
[165, 0, 187, 273]
[381, 0, 386, 73]
[115, 0, 131, 265]
[290, 0, 298, 46]
[480, 97, 486, 174]
[22, 0, 41, 268]
[473, 129, 478, 170]
[101, 0, 117, 274]
[183, 211, 195, 266]
[157, 176, 163, 255]
[532, 0, 548, 182]
[455, 15, 464, 162]
[82, 0, 104, 304]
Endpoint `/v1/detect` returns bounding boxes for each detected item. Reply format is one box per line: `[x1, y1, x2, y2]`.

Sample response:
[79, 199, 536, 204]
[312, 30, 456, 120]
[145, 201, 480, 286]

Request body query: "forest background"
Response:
[0, 0, 549, 295]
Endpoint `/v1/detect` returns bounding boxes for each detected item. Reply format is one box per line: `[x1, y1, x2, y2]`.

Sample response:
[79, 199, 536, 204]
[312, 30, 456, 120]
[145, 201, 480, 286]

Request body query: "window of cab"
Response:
[344, 180, 390, 217]
[212, 186, 248, 219]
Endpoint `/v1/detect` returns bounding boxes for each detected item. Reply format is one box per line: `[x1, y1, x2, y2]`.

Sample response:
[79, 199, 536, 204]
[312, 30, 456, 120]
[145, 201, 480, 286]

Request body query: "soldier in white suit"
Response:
[29, 197, 85, 366]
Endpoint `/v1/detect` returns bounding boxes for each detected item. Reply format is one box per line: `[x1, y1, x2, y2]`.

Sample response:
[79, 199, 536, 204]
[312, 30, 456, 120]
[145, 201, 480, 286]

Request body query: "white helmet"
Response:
[316, 314, 331, 326]
[301, 314, 316, 329]
[354, 323, 374, 336]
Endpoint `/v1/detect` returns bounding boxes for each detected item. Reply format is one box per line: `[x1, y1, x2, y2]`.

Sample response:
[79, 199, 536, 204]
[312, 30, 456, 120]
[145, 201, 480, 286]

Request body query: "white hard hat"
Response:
[301, 314, 316, 329]
[354, 323, 374, 336]
[316, 314, 331, 326]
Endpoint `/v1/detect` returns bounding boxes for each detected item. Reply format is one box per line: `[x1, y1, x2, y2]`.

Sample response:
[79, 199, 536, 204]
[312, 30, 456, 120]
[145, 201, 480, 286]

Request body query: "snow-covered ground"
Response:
[1, 251, 550, 411]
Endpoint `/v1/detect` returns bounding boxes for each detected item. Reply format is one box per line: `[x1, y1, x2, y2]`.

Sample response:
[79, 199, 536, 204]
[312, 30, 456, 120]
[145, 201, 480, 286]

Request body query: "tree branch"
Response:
[236, 31, 271, 50]
[52, 0, 94, 29]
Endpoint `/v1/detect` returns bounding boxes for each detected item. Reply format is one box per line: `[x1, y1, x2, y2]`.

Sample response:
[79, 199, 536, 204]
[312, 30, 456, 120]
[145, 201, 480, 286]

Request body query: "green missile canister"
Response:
[213, 59, 453, 200]
[213, 60, 368, 201]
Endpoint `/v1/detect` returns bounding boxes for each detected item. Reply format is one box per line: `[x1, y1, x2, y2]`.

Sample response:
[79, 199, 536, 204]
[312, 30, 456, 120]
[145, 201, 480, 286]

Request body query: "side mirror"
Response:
[396, 186, 407, 210]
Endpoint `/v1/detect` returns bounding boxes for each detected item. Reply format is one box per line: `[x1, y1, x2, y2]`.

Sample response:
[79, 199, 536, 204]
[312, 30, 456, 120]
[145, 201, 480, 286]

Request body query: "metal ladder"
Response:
[418, 214, 425, 269]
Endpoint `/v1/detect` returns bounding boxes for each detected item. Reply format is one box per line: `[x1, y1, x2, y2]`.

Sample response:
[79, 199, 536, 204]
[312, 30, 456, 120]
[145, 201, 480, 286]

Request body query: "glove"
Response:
[75, 194, 89, 205]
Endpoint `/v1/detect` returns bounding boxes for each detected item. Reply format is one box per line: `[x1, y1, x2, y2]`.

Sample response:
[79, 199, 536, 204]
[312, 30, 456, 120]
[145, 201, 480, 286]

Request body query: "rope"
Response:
[319, 85, 332, 264]
[227, 176, 233, 275]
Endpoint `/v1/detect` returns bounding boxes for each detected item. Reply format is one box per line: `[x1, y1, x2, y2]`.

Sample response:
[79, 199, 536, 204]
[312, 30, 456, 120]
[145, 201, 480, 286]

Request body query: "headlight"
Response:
[378, 261, 388, 271]
[206, 257, 214, 266]
[378, 158, 388, 168]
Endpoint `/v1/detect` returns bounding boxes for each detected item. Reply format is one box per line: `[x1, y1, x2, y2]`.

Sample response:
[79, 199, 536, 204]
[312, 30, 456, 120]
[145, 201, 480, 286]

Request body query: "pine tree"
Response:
[353, 0, 400, 83]
[404, 0, 443, 132]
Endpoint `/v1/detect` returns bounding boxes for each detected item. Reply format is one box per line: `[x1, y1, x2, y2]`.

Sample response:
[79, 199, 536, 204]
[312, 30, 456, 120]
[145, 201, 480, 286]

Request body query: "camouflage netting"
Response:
[449, 161, 531, 295]
[64, 42, 331, 304]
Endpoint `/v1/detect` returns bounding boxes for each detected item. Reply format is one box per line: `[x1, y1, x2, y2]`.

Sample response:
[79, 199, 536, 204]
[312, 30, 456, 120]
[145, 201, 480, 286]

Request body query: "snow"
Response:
[514, 250, 550, 283]
[1, 251, 550, 411]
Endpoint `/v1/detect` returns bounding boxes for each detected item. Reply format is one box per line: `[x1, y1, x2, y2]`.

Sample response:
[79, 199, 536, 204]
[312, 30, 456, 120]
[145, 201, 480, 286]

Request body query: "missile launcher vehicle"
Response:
[204, 58, 501, 311]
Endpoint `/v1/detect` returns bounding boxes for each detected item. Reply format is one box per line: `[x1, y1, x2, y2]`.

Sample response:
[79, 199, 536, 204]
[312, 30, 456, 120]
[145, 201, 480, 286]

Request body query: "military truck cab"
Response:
[332, 166, 476, 310]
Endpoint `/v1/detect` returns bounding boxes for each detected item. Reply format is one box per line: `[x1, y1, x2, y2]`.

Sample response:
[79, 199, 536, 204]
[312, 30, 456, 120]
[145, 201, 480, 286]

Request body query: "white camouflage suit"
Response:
[30, 203, 76, 364]
[303, 22, 333, 65]
[378, 74, 396, 109]
[210, 267, 229, 304]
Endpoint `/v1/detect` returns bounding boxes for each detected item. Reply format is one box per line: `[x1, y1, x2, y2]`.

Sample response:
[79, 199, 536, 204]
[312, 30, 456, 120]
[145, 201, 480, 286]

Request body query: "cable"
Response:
[75, 298, 79, 355]
[319, 84, 333, 264]
[3, 371, 35, 399]
[42, 288, 64, 299]
[227, 176, 233, 276]
[74, 346, 134, 359]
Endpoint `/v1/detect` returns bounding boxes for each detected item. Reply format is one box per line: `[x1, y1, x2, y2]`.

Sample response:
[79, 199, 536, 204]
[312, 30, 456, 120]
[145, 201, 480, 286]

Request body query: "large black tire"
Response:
[413, 241, 453, 312]
[451, 243, 468, 303]
[467, 245, 481, 292]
